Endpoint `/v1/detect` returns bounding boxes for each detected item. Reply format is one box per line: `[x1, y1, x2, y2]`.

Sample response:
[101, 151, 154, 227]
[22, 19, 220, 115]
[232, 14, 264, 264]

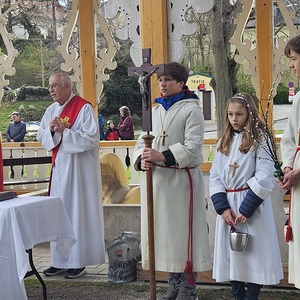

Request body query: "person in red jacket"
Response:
[117, 106, 134, 140]
[105, 120, 120, 141]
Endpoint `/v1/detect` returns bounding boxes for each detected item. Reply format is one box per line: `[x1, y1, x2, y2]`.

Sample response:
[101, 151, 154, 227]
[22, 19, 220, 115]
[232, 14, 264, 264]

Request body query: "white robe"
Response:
[280, 91, 300, 288]
[209, 133, 283, 285]
[37, 95, 105, 268]
[133, 98, 212, 273]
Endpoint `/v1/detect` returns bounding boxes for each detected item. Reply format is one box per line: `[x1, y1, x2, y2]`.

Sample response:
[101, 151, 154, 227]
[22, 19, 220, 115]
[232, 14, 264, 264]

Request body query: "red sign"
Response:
[198, 83, 205, 91]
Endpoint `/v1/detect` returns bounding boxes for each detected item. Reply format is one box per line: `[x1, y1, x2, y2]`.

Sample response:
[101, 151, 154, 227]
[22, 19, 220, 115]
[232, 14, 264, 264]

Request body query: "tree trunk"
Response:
[210, 1, 241, 136]
[51, 0, 58, 43]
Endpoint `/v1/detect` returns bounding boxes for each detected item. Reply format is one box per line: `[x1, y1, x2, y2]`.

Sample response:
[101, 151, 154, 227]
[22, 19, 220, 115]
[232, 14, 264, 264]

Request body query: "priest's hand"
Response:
[222, 208, 236, 226]
[50, 117, 59, 132]
[51, 117, 65, 135]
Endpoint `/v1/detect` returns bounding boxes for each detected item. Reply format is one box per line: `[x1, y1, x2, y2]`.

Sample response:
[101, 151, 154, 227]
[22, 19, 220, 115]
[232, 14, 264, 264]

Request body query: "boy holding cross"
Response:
[133, 62, 211, 300]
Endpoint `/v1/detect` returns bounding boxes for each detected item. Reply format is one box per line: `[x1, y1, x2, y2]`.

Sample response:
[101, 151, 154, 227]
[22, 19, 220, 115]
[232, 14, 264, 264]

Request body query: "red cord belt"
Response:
[226, 187, 249, 192]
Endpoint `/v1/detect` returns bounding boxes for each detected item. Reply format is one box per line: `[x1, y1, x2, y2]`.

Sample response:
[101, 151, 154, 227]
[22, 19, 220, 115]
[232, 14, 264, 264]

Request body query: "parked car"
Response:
[25, 121, 40, 139]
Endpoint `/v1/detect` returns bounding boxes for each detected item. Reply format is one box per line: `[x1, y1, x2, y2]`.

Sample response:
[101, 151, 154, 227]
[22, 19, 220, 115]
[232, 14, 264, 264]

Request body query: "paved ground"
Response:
[31, 242, 108, 279]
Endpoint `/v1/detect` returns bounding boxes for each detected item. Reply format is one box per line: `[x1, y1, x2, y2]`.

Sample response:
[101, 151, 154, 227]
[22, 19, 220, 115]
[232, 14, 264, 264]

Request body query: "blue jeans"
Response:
[231, 281, 262, 300]
[168, 272, 197, 288]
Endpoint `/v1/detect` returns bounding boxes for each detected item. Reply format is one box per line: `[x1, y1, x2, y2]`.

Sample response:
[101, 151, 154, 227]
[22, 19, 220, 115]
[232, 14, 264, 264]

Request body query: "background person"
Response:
[105, 120, 120, 141]
[210, 93, 283, 300]
[278, 34, 300, 289]
[6, 111, 26, 142]
[37, 72, 105, 279]
[118, 105, 134, 140]
[6, 111, 26, 178]
[133, 62, 211, 300]
[98, 113, 105, 141]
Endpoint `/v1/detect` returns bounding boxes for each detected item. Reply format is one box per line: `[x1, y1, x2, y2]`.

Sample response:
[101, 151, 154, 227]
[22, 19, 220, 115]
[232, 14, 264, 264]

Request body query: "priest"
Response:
[37, 72, 105, 279]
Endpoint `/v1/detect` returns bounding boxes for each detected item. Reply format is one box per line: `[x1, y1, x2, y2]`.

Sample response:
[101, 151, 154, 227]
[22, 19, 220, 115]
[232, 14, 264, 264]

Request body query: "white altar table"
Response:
[0, 196, 76, 300]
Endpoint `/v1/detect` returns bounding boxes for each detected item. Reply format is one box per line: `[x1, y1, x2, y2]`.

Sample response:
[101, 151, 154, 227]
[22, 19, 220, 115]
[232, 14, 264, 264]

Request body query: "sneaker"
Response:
[160, 284, 179, 300]
[43, 266, 65, 276]
[176, 286, 199, 300]
[64, 267, 87, 279]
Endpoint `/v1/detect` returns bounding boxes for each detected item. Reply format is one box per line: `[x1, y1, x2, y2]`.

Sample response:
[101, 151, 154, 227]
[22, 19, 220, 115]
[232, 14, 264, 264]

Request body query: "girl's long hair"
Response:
[218, 93, 266, 155]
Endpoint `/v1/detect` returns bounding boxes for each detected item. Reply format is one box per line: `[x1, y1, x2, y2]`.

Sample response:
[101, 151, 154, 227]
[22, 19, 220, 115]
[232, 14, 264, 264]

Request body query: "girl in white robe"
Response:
[209, 93, 283, 300]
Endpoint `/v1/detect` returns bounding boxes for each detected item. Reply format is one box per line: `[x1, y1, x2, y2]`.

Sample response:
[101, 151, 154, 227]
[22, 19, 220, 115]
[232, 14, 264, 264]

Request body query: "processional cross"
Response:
[128, 48, 165, 300]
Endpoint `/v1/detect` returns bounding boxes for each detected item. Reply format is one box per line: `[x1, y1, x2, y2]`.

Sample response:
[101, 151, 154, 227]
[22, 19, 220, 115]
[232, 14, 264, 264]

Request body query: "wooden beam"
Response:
[3, 157, 52, 167]
[78, 0, 97, 111]
[256, 0, 273, 126]
[140, 0, 169, 99]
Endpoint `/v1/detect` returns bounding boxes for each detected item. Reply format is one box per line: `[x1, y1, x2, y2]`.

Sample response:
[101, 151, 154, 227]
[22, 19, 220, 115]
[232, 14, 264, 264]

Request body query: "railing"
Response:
[2, 137, 283, 192]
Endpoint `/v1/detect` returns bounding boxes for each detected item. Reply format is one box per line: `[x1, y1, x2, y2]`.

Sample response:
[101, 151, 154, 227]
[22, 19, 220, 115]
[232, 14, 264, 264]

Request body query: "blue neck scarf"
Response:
[154, 87, 198, 111]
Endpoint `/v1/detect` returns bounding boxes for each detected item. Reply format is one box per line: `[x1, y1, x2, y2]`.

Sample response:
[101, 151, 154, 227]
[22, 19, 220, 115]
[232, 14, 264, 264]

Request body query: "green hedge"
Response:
[274, 84, 291, 104]
[14, 86, 50, 101]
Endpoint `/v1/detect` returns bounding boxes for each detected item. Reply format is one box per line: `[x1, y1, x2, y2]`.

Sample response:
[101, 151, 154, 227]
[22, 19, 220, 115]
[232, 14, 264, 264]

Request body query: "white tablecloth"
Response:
[0, 196, 76, 300]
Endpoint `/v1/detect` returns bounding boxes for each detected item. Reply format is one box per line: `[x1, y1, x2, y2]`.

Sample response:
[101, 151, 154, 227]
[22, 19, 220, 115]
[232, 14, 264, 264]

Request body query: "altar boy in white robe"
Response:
[37, 72, 105, 279]
[279, 34, 300, 289]
[133, 62, 212, 300]
[209, 93, 283, 300]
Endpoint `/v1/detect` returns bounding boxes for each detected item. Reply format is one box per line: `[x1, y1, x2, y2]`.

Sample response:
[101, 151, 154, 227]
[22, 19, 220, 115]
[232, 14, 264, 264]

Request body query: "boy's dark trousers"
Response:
[231, 280, 262, 300]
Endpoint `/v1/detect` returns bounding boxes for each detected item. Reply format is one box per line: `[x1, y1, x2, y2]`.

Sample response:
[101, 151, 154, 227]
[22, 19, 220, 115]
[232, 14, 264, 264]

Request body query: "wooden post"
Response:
[78, 0, 97, 112]
[140, 0, 169, 100]
[256, 0, 273, 127]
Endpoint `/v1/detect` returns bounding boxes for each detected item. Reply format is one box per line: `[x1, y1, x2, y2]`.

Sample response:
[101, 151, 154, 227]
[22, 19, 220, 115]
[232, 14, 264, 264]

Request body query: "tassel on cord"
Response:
[184, 260, 195, 286]
[285, 189, 293, 243]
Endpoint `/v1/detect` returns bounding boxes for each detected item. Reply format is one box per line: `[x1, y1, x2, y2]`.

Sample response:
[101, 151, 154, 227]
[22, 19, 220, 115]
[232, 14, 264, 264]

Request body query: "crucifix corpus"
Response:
[128, 48, 165, 300]
[128, 48, 165, 132]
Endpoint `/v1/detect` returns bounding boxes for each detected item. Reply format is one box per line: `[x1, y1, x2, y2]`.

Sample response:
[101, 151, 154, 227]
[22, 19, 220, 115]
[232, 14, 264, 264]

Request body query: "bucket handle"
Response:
[230, 224, 249, 234]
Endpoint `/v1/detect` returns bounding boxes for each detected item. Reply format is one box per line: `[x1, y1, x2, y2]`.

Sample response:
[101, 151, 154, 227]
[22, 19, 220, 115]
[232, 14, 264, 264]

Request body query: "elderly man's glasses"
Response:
[48, 83, 62, 90]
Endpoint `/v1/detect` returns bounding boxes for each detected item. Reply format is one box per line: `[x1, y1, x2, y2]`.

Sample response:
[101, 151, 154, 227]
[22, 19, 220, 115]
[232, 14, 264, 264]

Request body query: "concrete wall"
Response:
[103, 204, 141, 244]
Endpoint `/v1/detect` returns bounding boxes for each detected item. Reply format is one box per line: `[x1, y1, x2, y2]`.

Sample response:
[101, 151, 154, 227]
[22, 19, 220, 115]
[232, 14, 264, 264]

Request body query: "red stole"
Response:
[51, 95, 90, 166]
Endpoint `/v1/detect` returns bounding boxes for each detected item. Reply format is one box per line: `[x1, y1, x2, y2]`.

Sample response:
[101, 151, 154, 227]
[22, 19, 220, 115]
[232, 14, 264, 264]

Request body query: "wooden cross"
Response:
[229, 162, 240, 177]
[128, 48, 165, 132]
[160, 131, 168, 146]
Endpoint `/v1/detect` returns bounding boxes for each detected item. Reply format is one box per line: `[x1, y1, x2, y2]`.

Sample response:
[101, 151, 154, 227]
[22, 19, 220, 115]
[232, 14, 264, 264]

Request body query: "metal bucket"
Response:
[230, 226, 249, 252]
